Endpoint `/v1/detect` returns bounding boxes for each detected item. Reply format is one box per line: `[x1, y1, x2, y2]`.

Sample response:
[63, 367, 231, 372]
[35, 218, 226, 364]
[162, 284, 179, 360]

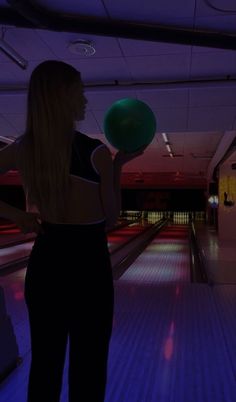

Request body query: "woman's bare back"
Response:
[30, 174, 105, 225]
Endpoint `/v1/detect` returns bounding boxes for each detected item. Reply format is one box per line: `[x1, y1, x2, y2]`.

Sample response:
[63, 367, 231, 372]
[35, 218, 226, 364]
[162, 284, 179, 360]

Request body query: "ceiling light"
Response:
[162, 132, 174, 156]
[162, 132, 168, 142]
[0, 37, 28, 69]
[68, 39, 96, 56]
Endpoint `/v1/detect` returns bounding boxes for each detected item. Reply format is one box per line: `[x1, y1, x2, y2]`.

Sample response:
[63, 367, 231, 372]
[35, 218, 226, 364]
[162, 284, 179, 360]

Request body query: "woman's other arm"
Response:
[0, 142, 43, 233]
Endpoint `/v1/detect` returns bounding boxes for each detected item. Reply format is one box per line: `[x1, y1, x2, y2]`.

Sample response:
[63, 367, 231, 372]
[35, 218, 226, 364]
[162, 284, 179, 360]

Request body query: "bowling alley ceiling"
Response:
[0, 0, 236, 188]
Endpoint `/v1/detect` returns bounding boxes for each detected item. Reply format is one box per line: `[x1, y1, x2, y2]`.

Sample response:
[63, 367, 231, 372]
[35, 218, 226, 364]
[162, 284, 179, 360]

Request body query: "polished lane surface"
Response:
[1, 223, 236, 401]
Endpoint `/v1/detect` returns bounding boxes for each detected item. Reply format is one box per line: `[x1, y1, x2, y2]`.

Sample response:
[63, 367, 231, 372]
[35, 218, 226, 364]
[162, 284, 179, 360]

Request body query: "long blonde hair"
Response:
[16, 60, 82, 222]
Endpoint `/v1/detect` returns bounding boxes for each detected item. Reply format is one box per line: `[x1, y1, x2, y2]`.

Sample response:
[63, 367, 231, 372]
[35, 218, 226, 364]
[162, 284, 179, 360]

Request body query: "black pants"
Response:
[24, 220, 114, 402]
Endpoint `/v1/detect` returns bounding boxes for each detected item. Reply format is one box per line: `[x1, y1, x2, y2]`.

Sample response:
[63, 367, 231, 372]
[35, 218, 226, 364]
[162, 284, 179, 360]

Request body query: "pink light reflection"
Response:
[14, 291, 24, 301]
[163, 320, 175, 361]
[164, 338, 174, 361]
[10, 282, 25, 301]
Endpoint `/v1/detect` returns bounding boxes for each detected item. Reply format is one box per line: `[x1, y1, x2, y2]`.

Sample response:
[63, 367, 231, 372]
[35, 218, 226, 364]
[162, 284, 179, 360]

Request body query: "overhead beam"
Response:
[1, 78, 236, 95]
[0, 0, 234, 50]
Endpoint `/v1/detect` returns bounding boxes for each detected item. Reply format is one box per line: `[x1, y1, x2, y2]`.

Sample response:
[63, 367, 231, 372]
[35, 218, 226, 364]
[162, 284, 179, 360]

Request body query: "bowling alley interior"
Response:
[1, 1, 236, 401]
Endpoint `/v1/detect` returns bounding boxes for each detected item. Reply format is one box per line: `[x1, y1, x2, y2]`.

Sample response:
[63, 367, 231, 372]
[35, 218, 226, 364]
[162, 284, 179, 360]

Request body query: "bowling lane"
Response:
[107, 223, 236, 402]
[118, 224, 191, 284]
[0, 218, 157, 273]
[0, 220, 35, 247]
[107, 220, 152, 253]
[2, 222, 236, 402]
[0, 221, 236, 402]
[0, 217, 132, 249]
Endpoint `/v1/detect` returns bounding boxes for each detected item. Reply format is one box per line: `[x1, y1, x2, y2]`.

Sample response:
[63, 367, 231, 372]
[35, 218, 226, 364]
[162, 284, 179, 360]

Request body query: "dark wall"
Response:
[121, 189, 206, 211]
[209, 182, 218, 195]
[0, 186, 26, 210]
[0, 186, 206, 213]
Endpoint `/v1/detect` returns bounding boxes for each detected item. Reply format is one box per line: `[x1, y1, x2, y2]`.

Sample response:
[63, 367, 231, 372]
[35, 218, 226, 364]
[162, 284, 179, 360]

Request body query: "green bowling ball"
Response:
[103, 98, 156, 152]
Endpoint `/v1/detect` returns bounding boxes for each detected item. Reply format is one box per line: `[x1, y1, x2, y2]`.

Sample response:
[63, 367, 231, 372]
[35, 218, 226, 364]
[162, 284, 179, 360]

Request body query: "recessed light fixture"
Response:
[68, 39, 96, 56]
[161, 132, 174, 157]
[161, 132, 168, 142]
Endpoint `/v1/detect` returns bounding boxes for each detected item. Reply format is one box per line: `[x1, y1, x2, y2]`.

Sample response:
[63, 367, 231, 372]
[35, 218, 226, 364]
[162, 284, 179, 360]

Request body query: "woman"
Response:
[0, 60, 146, 402]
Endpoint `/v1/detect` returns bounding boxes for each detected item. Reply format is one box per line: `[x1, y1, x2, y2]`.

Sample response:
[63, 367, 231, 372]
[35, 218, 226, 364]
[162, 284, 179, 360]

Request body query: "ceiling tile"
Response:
[188, 106, 236, 131]
[0, 115, 18, 136]
[118, 38, 191, 56]
[2, 28, 55, 60]
[182, 131, 222, 150]
[104, 0, 195, 19]
[155, 107, 188, 131]
[3, 114, 26, 133]
[4, 60, 52, 83]
[0, 63, 19, 83]
[125, 54, 191, 81]
[66, 58, 132, 83]
[168, 132, 186, 153]
[136, 89, 189, 108]
[196, 0, 236, 17]
[85, 90, 137, 110]
[36, 0, 107, 15]
[0, 94, 27, 113]
[190, 51, 236, 78]
[190, 87, 236, 107]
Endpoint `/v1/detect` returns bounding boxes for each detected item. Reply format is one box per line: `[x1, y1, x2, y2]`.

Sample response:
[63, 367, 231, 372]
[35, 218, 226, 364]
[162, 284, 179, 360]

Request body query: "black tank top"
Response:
[70, 131, 106, 184]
